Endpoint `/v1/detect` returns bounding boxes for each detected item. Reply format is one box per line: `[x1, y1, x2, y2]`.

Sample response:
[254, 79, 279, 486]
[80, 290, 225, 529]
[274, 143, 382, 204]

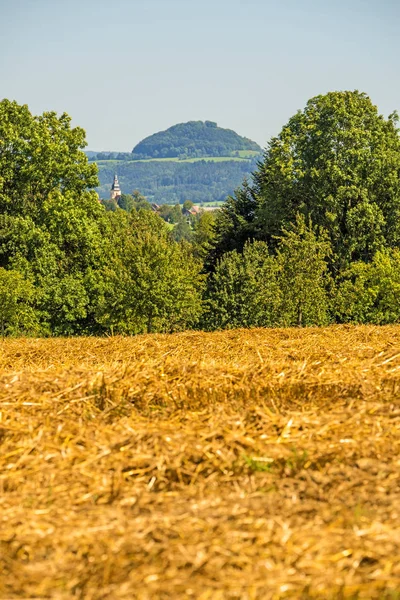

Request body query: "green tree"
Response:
[131, 120, 261, 159]
[208, 91, 400, 271]
[118, 194, 135, 212]
[276, 215, 332, 327]
[171, 217, 193, 242]
[335, 249, 400, 324]
[101, 199, 118, 212]
[0, 100, 111, 335]
[0, 99, 98, 217]
[202, 241, 281, 330]
[0, 268, 39, 337]
[117, 192, 151, 212]
[183, 200, 194, 211]
[207, 180, 259, 269]
[131, 190, 152, 211]
[192, 210, 217, 259]
[255, 91, 400, 267]
[0, 190, 110, 335]
[97, 211, 204, 334]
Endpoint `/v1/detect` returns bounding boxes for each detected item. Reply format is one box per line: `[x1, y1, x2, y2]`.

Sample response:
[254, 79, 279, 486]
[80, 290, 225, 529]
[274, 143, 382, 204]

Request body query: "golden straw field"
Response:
[1, 326, 400, 599]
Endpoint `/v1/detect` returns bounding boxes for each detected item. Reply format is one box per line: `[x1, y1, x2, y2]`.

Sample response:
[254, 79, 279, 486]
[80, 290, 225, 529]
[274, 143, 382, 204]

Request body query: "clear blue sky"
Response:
[1, 0, 399, 151]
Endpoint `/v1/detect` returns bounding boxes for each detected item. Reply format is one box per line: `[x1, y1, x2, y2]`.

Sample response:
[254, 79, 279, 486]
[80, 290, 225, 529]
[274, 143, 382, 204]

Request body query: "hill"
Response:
[90, 120, 262, 203]
[96, 157, 259, 204]
[131, 120, 262, 159]
[2, 326, 400, 598]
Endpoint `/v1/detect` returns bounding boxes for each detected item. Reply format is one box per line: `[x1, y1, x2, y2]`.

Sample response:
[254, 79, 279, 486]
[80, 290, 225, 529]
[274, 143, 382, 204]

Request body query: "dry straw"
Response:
[0, 325, 400, 598]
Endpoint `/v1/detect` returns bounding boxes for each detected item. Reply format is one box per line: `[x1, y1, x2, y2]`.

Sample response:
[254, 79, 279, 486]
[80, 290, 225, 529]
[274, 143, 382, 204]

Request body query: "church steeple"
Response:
[110, 174, 121, 200]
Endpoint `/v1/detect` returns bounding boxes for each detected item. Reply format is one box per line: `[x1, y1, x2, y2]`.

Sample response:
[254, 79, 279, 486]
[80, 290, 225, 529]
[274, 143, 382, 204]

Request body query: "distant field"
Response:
[95, 154, 258, 165]
[1, 326, 400, 598]
[237, 149, 262, 158]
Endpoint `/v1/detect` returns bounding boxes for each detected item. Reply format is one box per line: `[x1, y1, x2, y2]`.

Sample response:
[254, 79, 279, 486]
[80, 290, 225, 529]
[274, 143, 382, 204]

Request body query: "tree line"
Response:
[95, 157, 259, 205]
[1, 91, 400, 337]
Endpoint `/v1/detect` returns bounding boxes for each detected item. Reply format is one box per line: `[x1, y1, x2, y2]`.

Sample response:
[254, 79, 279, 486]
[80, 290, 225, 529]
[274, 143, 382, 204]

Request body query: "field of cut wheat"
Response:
[1, 326, 400, 599]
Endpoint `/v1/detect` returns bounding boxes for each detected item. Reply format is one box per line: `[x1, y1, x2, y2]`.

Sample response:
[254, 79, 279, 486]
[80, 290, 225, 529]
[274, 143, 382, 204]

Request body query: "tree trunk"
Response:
[147, 311, 153, 334]
[297, 304, 302, 327]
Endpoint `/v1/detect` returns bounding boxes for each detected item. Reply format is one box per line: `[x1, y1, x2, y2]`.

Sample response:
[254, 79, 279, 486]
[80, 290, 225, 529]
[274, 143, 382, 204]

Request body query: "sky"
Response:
[1, 0, 399, 151]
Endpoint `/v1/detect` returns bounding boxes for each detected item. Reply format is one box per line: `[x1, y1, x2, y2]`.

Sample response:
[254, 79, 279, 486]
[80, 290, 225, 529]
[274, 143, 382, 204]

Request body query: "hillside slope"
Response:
[96, 157, 259, 204]
[132, 120, 262, 159]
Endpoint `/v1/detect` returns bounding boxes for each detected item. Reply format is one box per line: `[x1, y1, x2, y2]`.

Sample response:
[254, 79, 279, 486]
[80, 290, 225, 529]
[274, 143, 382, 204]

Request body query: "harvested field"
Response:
[1, 325, 400, 599]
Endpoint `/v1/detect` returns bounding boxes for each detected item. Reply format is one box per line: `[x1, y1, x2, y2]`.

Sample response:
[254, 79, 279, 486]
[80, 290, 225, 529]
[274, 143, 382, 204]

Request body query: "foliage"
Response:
[158, 203, 183, 224]
[182, 200, 194, 211]
[192, 210, 217, 259]
[203, 215, 331, 329]
[0, 189, 110, 335]
[116, 190, 152, 212]
[170, 217, 193, 243]
[88, 151, 132, 161]
[4, 95, 400, 337]
[275, 215, 332, 327]
[202, 240, 281, 330]
[0, 268, 39, 336]
[256, 91, 400, 266]
[96, 211, 205, 334]
[96, 158, 259, 205]
[0, 100, 110, 335]
[208, 91, 400, 271]
[206, 179, 259, 269]
[335, 249, 400, 324]
[0, 99, 98, 217]
[131, 120, 261, 159]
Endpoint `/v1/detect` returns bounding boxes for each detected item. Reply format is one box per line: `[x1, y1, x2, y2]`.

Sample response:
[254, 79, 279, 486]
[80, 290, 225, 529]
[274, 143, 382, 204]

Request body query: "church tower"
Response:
[110, 174, 121, 200]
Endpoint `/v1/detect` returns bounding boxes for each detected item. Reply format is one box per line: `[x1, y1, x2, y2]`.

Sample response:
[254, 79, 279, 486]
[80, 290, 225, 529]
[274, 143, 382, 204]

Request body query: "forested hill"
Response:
[131, 121, 262, 159]
[96, 158, 259, 205]
[88, 120, 262, 203]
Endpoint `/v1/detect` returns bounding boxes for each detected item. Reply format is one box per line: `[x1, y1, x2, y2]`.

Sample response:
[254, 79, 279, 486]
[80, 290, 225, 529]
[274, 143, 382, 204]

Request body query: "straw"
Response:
[1, 325, 399, 598]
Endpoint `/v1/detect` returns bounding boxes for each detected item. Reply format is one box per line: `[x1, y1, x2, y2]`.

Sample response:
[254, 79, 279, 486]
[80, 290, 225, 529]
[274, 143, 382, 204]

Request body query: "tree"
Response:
[0, 268, 39, 336]
[183, 200, 194, 211]
[255, 91, 400, 267]
[208, 91, 400, 271]
[171, 217, 193, 242]
[206, 179, 260, 269]
[203, 216, 331, 331]
[335, 249, 400, 324]
[0, 99, 98, 218]
[0, 189, 111, 335]
[101, 199, 118, 212]
[131, 190, 152, 211]
[95, 158, 258, 207]
[131, 120, 261, 159]
[0, 100, 110, 335]
[276, 215, 332, 327]
[202, 241, 281, 330]
[96, 211, 204, 334]
[118, 194, 135, 212]
[192, 210, 217, 259]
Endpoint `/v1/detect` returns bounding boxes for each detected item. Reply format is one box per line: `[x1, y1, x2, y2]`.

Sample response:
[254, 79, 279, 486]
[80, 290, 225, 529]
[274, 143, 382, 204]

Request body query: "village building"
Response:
[110, 174, 122, 200]
[182, 205, 201, 217]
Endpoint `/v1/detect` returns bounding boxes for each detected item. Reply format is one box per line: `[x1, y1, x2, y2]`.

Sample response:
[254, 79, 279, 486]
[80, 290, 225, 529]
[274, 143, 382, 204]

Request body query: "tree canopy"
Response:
[95, 157, 259, 205]
[209, 91, 400, 271]
[0, 100, 205, 336]
[0, 99, 98, 217]
[131, 120, 261, 159]
[203, 216, 331, 330]
[258, 92, 400, 264]
[3, 93, 400, 336]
